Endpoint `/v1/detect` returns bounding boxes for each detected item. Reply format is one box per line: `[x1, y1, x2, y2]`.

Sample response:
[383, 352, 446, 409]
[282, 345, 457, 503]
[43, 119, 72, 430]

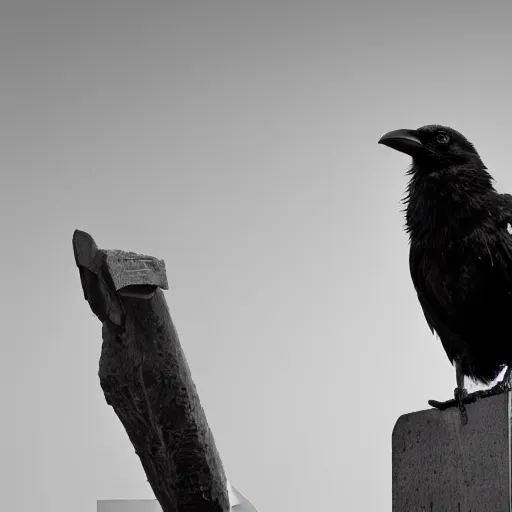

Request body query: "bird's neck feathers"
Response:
[403, 161, 497, 241]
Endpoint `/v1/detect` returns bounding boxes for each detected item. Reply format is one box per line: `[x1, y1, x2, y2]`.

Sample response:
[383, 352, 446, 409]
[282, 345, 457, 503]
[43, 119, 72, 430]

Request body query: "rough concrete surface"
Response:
[393, 392, 512, 512]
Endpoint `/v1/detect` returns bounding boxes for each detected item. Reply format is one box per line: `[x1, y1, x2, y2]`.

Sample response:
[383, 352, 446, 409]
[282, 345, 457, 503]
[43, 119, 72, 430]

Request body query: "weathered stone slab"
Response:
[393, 392, 512, 512]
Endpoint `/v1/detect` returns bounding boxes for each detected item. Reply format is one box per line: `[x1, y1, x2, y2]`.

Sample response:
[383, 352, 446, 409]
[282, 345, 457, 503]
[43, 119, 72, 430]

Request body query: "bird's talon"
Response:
[428, 389, 484, 411]
[428, 399, 452, 410]
[454, 387, 468, 400]
[459, 408, 468, 425]
[453, 387, 469, 425]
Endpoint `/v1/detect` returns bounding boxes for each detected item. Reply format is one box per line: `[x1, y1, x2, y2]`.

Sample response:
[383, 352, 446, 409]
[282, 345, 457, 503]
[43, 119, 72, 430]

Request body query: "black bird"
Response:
[379, 125, 512, 424]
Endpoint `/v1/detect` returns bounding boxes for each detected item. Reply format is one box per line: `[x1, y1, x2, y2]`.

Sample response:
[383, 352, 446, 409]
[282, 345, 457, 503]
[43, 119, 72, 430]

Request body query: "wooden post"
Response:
[73, 230, 230, 512]
[392, 393, 512, 511]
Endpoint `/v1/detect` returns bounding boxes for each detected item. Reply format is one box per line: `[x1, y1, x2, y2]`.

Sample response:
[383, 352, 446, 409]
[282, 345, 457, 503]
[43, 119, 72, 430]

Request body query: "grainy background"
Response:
[2, 1, 512, 511]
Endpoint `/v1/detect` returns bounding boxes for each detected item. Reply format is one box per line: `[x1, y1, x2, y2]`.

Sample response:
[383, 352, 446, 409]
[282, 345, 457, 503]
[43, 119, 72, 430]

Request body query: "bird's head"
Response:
[378, 125, 484, 174]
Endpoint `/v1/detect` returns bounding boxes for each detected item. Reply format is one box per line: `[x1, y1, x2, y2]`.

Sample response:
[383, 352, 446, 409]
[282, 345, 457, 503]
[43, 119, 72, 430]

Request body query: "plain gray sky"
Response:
[3, 1, 512, 511]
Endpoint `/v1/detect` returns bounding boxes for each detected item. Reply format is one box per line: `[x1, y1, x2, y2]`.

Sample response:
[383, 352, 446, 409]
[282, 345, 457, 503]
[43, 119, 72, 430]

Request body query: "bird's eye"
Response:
[436, 132, 450, 144]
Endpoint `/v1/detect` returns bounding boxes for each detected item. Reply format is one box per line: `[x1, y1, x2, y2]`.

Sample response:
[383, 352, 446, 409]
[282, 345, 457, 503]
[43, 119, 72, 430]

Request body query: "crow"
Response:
[378, 125, 512, 424]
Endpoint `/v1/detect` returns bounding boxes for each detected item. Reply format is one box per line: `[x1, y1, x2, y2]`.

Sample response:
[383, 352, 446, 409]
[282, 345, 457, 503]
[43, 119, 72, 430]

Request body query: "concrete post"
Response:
[392, 392, 512, 511]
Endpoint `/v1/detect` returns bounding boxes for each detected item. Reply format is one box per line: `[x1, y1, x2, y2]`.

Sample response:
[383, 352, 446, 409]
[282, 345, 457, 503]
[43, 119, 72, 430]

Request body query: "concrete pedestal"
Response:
[98, 500, 162, 512]
[392, 393, 512, 511]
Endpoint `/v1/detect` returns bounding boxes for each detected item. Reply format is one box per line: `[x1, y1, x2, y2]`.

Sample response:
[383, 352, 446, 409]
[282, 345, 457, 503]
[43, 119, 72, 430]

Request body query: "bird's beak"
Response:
[378, 129, 426, 157]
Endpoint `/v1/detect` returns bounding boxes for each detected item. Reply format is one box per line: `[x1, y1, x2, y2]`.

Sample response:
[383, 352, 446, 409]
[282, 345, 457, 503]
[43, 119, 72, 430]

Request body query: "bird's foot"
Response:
[428, 380, 512, 415]
[455, 387, 468, 425]
[429, 387, 469, 424]
[428, 387, 468, 410]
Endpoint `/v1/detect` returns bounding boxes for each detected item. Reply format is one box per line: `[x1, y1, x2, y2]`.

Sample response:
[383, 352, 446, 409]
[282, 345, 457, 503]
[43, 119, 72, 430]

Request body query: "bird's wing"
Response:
[409, 247, 467, 361]
[409, 210, 512, 363]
